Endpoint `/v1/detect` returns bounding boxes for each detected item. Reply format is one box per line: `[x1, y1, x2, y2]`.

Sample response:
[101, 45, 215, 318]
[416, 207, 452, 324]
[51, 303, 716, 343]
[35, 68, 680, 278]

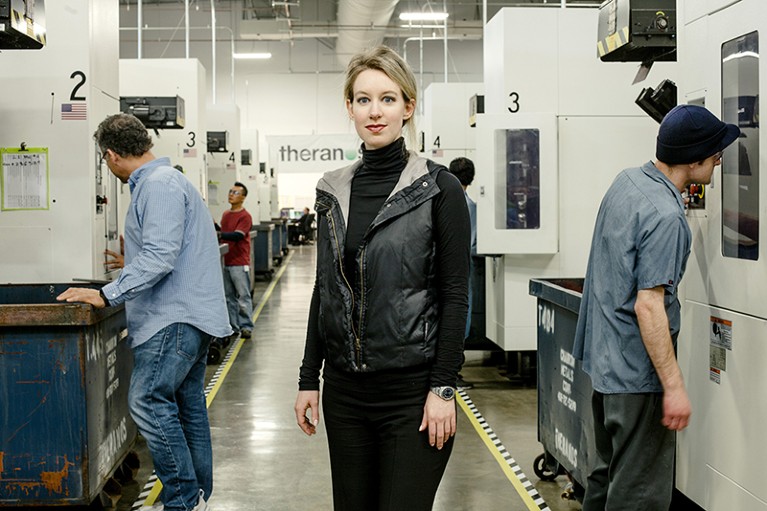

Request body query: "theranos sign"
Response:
[267, 134, 361, 173]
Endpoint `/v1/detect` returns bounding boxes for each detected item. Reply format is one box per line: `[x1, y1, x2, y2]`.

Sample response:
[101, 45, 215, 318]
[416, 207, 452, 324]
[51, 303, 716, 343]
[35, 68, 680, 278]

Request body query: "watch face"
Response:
[442, 387, 455, 400]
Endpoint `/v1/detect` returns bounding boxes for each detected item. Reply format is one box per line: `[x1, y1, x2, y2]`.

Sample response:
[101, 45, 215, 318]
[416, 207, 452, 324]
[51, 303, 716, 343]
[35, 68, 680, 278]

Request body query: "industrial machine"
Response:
[475, 6, 677, 354]
[119, 58, 210, 201]
[0, 2, 138, 507]
[0, 0, 122, 283]
[0, 0, 46, 49]
[241, 127, 264, 224]
[207, 130, 229, 153]
[675, 1, 767, 509]
[206, 104, 242, 222]
[419, 82, 483, 167]
[597, 0, 676, 63]
[119, 95, 185, 130]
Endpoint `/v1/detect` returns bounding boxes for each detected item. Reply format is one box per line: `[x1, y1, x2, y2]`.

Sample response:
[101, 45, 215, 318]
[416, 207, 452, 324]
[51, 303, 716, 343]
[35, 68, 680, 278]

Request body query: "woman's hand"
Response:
[295, 390, 320, 436]
[419, 392, 457, 449]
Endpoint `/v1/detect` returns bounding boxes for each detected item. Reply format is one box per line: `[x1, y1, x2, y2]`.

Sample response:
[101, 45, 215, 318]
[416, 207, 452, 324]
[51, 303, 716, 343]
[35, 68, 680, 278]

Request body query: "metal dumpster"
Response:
[251, 223, 274, 279]
[0, 284, 137, 506]
[529, 278, 595, 500]
[271, 218, 288, 255]
[267, 219, 285, 266]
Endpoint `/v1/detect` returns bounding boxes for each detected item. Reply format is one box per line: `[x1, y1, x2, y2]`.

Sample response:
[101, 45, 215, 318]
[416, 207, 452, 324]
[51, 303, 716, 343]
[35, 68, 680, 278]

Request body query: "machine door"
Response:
[475, 113, 558, 255]
[693, 9, 764, 320]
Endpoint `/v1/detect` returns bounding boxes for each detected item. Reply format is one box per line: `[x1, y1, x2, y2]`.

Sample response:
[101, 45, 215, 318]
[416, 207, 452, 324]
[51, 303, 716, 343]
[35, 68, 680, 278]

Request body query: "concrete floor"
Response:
[14, 245, 579, 511]
[199, 246, 580, 511]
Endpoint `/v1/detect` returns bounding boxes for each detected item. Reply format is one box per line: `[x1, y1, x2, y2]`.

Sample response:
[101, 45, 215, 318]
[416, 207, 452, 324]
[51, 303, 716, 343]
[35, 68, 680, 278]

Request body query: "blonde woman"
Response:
[294, 46, 470, 510]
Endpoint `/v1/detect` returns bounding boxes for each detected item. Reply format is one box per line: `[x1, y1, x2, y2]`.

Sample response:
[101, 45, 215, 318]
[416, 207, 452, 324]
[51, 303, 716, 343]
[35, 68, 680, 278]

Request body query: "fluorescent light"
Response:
[233, 52, 272, 60]
[399, 24, 445, 29]
[399, 12, 449, 21]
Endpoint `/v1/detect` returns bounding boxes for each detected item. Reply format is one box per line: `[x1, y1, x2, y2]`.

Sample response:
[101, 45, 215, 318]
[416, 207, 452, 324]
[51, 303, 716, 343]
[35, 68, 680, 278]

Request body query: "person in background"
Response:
[294, 45, 470, 511]
[290, 207, 311, 245]
[297, 206, 314, 243]
[573, 104, 740, 510]
[216, 182, 255, 340]
[57, 113, 231, 511]
[448, 157, 476, 391]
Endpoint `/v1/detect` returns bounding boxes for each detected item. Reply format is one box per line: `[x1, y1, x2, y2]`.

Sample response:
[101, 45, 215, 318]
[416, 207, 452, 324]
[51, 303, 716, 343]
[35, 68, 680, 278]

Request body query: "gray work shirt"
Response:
[573, 161, 691, 394]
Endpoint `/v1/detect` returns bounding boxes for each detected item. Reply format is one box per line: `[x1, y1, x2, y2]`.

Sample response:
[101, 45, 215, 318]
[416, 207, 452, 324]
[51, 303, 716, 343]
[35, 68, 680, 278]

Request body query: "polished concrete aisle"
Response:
[204, 246, 581, 511]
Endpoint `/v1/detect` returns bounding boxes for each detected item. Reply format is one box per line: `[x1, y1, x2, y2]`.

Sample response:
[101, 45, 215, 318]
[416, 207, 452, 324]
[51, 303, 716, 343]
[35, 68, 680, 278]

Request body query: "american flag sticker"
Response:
[61, 102, 87, 121]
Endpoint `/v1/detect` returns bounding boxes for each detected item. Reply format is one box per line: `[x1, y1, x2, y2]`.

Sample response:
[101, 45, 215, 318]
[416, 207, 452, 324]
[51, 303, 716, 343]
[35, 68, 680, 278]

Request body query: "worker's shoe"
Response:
[240, 329, 252, 339]
[139, 490, 208, 511]
[193, 490, 209, 511]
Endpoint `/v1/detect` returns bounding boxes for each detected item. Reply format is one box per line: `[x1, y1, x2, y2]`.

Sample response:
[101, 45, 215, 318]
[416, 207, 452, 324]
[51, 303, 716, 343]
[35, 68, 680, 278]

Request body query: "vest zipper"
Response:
[357, 246, 366, 367]
[327, 210, 361, 367]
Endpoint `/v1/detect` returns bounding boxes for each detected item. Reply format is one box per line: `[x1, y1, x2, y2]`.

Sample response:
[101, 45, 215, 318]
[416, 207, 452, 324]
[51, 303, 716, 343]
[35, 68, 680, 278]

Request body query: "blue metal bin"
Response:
[269, 218, 288, 261]
[251, 223, 274, 278]
[0, 284, 136, 506]
[268, 219, 284, 265]
[529, 278, 595, 499]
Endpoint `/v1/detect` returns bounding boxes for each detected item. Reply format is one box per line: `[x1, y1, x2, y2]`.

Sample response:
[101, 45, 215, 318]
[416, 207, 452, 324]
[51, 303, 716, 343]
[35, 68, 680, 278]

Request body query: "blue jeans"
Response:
[129, 323, 212, 511]
[223, 265, 254, 332]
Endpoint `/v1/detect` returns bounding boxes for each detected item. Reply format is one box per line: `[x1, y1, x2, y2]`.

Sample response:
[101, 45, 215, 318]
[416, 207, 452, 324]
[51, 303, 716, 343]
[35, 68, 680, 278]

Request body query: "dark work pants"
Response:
[582, 391, 675, 511]
[322, 378, 454, 511]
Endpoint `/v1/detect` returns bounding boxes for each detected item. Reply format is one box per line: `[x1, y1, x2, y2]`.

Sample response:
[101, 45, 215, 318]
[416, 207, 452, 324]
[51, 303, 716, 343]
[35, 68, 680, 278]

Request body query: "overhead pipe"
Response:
[185, 0, 190, 58]
[120, 25, 238, 100]
[211, 0, 216, 104]
[443, 0, 448, 82]
[138, 0, 143, 58]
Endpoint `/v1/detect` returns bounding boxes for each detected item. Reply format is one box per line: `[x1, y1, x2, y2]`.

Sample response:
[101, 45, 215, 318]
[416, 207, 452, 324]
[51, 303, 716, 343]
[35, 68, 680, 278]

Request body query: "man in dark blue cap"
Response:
[573, 104, 740, 510]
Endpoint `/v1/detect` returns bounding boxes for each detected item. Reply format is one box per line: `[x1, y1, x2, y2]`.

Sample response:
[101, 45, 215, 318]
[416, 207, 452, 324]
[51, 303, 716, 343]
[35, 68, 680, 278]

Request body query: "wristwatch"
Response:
[430, 386, 456, 401]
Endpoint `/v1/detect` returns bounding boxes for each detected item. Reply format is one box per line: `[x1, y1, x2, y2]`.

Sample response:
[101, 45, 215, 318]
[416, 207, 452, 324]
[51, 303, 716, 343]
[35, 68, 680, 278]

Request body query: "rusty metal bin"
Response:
[529, 278, 595, 500]
[0, 284, 137, 506]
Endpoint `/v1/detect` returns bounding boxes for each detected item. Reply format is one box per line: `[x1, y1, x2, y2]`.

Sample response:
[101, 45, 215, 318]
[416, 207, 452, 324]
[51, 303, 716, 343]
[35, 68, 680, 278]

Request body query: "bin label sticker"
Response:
[555, 427, 578, 469]
[710, 316, 732, 350]
[557, 349, 577, 413]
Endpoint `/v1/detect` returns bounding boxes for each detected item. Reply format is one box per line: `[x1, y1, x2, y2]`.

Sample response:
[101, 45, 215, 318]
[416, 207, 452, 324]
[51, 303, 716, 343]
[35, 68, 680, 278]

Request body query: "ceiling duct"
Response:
[335, 0, 400, 67]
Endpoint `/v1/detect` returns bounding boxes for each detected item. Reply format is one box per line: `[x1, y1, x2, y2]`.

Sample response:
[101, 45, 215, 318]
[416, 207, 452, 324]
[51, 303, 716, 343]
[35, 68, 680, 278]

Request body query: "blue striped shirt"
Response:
[101, 157, 232, 348]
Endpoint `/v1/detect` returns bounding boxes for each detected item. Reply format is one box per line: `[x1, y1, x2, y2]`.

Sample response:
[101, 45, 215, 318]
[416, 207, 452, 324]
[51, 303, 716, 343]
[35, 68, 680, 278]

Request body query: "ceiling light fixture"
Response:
[233, 52, 273, 60]
[399, 24, 445, 29]
[399, 12, 449, 21]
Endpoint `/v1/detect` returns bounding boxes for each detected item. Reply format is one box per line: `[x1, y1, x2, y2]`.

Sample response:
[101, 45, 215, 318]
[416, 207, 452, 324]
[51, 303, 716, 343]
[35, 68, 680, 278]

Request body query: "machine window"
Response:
[494, 128, 540, 230]
[721, 31, 759, 261]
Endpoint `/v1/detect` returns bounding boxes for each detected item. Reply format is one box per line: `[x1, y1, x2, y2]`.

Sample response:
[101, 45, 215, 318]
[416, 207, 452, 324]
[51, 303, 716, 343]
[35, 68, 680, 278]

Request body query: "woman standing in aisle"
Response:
[294, 45, 471, 511]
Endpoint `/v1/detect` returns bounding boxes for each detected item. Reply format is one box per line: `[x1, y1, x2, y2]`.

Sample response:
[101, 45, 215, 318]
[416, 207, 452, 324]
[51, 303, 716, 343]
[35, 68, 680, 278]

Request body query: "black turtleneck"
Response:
[344, 137, 409, 280]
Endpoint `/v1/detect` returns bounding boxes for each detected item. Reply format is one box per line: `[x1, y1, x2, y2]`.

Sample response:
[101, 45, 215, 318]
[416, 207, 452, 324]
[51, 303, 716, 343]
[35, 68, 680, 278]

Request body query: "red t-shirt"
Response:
[221, 208, 253, 266]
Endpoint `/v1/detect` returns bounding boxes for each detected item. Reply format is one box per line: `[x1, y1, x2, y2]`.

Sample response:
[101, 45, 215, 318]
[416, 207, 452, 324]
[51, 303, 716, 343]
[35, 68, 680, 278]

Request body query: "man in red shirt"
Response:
[218, 182, 254, 339]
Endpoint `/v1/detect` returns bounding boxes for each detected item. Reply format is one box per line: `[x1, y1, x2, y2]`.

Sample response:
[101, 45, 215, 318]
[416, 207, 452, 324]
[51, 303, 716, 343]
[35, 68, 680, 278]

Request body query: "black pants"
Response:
[582, 391, 675, 511]
[322, 376, 454, 511]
